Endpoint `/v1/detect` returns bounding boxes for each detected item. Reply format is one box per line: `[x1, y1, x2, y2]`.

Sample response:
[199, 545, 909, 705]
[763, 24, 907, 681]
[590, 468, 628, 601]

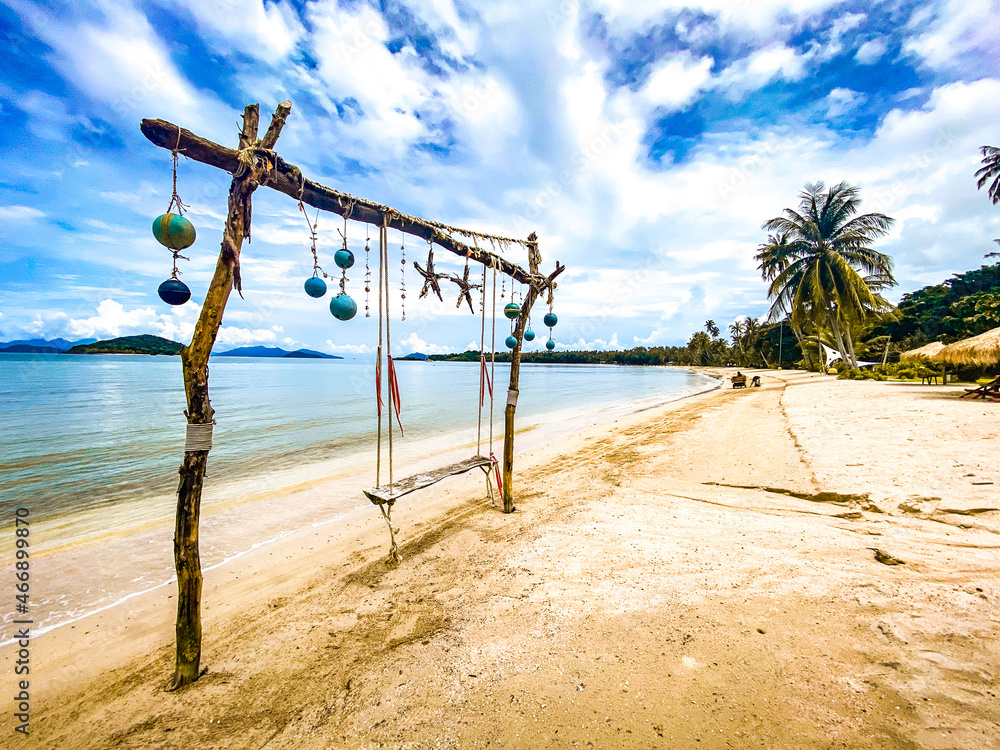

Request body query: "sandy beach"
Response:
[4, 369, 998, 749]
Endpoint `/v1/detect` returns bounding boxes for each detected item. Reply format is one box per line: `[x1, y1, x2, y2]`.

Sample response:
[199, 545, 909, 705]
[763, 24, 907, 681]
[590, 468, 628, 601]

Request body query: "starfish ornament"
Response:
[413, 246, 447, 302]
[448, 264, 482, 314]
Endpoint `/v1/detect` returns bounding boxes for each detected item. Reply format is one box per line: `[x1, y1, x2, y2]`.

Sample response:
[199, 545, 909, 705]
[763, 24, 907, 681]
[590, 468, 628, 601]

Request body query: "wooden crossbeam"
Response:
[140, 118, 563, 290]
[364, 455, 491, 505]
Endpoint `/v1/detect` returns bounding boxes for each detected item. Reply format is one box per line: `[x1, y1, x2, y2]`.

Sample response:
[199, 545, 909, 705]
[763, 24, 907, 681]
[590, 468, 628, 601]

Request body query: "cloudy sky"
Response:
[1, 0, 998, 355]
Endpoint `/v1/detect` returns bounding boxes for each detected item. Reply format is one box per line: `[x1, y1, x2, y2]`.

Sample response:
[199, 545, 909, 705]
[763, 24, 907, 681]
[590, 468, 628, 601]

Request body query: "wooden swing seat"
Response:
[364, 455, 492, 505]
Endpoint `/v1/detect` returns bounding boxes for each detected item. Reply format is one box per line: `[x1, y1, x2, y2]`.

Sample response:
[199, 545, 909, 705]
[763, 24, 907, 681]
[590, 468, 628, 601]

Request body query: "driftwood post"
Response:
[170, 101, 291, 688]
[502, 233, 564, 513]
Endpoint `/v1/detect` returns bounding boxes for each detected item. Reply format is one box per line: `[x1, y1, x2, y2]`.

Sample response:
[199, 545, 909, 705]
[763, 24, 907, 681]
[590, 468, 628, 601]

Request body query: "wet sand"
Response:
[3, 369, 998, 749]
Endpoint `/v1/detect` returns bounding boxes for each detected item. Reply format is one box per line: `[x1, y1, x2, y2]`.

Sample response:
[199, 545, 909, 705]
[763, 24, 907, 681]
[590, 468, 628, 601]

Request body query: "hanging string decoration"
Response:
[400, 233, 406, 322]
[364, 226, 372, 317]
[300, 201, 327, 298]
[544, 290, 558, 351]
[153, 136, 195, 305]
[330, 216, 357, 321]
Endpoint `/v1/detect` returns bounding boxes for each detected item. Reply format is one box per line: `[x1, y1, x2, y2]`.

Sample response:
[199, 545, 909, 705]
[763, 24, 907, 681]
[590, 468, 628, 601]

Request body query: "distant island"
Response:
[215, 345, 342, 359]
[68, 334, 184, 355]
[0, 337, 96, 353]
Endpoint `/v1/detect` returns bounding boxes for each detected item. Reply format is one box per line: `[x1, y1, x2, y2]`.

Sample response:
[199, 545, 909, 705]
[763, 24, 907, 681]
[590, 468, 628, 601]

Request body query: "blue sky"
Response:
[1, 0, 999, 354]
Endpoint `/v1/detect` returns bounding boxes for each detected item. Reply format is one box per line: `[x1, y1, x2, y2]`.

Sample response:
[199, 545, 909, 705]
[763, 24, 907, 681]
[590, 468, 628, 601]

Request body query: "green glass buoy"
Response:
[505, 335, 517, 349]
[152, 213, 196, 250]
[329, 293, 357, 321]
[543, 312, 558, 328]
[524, 329, 535, 342]
[546, 339, 556, 351]
[504, 302, 520, 320]
[304, 276, 327, 298]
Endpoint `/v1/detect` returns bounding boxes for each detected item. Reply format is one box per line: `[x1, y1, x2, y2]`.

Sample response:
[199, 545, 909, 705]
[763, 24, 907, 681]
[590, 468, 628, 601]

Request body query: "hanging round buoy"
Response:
[543, 312, 558, 328]
[157, 277, 191, 306]
[152, 213, 196, 250]
[546, 339, 556, 351]
[334, 249, 355, 270]
[524, 329, 536, 342]
[304, 276, 327, 298]
[504, 302, 521, 320]
[505, 335, 518, 349]
[329, 293, 357, 321]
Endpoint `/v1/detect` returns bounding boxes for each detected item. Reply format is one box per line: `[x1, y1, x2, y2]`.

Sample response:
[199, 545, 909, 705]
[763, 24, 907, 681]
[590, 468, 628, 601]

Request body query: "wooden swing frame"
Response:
[140, 100, 564, 687]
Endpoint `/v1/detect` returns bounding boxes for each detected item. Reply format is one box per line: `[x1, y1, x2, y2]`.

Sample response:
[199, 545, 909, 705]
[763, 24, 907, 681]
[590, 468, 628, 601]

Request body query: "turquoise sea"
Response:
[0, 353, 718, 635]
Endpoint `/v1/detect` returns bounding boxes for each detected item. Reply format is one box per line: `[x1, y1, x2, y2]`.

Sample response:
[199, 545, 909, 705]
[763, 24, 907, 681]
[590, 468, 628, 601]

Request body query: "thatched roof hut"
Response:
[936, 326, 1000, 366]
[900, 341, 946, 361]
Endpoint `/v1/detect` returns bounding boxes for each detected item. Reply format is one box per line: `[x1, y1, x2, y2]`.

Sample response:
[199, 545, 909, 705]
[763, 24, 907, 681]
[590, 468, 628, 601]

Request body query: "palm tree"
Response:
[976, 146, 1000, 204]
[704, 319, 721, 339]
[729, 319, 746, 364]
[757, 181, 897, 368]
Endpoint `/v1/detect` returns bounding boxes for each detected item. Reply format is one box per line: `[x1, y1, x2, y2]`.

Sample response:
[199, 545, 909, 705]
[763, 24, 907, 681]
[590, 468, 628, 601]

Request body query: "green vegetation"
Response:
[68, 334, 184, 355]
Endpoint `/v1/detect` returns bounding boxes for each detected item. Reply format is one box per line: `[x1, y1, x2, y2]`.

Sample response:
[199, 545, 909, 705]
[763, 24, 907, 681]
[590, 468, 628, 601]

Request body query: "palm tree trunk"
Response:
[844, 329, 858, 368]
[826, 310, 851, 368]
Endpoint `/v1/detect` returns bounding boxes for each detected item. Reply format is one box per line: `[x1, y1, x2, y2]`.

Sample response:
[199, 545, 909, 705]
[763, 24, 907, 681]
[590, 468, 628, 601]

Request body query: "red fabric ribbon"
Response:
[387, 356, 404, 436]
[480, 354, 493, 407]
[490, 452, 503, 499]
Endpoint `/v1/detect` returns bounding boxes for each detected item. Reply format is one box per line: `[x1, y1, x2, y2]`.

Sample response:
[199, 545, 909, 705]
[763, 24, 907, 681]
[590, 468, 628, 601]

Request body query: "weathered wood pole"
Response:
[501, 234, 564, 513]
[501, 283, 539, 513]
[170, 101, 291, 689]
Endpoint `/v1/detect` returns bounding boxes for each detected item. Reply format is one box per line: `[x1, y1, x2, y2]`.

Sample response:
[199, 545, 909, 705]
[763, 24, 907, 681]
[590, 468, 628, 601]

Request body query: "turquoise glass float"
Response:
[157, 278, 191, 306]
[304, 276, 327, 298]
[523, 329, 535, 341]
[504, 302, 521, 320]
[545, 339, 556, 351]
[329, 293, 357, 321]
[505, 335, 517, 349]
[543, 312, 558, 328]
[152, 213, 196, 250]
[334, 249, 355, 269]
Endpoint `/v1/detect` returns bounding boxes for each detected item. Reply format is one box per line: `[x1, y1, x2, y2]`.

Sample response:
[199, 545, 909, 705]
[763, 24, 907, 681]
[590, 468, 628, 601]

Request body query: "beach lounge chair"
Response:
[731, 374, 747, 388]
[961, 375, 1000, 401]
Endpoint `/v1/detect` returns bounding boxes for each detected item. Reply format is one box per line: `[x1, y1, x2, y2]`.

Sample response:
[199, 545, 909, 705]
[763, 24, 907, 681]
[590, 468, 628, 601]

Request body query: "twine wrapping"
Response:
[184, 423, 214, 452]
[506, 388, 519, 408]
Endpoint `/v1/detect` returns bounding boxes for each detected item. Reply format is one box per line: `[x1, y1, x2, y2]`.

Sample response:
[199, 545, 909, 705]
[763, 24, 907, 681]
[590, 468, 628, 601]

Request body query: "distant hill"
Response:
[68, 334, 183, 355]
[398, 352, 429, 361]
[0, 344, 65, 353]
[216, 345, 341, 359]
[0, 337, 96, 352]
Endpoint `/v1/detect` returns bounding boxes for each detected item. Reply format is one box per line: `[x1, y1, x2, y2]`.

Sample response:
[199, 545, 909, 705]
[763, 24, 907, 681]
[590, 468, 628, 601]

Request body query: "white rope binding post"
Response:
[184, 422, 215, 452]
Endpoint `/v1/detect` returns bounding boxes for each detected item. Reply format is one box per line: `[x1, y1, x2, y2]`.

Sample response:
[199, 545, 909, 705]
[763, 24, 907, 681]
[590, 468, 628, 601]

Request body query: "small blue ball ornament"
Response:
[152, 213, 196, 250]
[543, 312, 558, 328]
[304, 276, 327, 298]
[505, 335, 518, 349]
[504, 302, 521, 320]
[157, 277, 191, 306]
[334, 249, 355, 270]
[329, 293, 357, 321]
[524, 329, 536, 342]
[546, 339, 556, 351]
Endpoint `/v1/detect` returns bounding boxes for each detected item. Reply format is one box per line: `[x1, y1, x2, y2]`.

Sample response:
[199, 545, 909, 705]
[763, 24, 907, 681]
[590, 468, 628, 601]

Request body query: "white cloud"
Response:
[855, 38, 888, 65]
[325, 341, 375, 355]
[715, 43, 811, 97]
[0, 205, 45, 221]
[640, 54, 714, 110]
[159, 0, 304, 60]
[824, 87, 862, 118]
[904, 0, 999, 71]
[396, 332, 455, 355]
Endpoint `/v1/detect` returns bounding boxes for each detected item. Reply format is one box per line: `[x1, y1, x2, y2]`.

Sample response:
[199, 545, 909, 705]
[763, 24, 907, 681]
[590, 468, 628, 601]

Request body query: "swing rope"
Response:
[376, 219, 401, 564]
